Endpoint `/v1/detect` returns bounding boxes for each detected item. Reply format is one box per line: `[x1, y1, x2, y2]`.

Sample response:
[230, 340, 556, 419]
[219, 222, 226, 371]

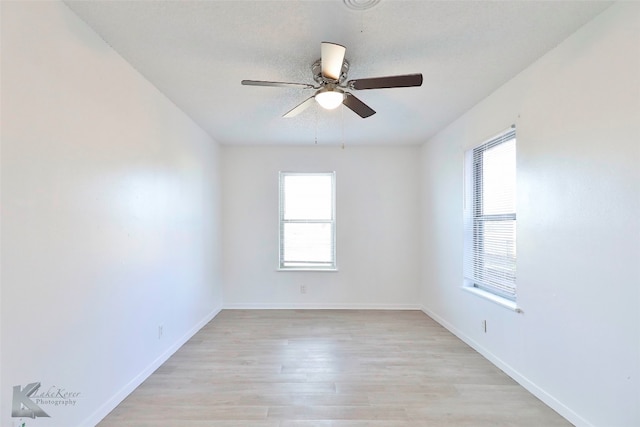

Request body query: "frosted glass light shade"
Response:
[315, 90, 344, 110]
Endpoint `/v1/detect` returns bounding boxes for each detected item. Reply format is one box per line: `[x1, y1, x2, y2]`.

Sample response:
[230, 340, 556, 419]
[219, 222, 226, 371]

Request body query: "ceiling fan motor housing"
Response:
[312, 59, 350, 85]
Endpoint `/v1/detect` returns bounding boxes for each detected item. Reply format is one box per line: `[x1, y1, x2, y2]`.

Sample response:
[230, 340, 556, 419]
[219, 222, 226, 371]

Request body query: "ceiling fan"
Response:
[241, 42, 423, 119]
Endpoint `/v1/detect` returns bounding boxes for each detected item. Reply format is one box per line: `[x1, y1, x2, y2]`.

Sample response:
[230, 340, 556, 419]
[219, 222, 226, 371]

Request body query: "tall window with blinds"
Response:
[464, 128, 517, 300]
[279, 172, 336, 270]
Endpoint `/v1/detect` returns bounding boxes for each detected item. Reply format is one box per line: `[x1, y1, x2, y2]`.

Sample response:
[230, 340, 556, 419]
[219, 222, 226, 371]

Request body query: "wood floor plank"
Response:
[97, 310, 572, 427]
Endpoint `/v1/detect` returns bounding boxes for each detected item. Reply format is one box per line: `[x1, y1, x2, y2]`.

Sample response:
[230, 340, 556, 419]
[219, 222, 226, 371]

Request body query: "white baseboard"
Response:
[82, 305, 223, 427]
[224, 303, 422, 310]
[419, 305, 592, 427]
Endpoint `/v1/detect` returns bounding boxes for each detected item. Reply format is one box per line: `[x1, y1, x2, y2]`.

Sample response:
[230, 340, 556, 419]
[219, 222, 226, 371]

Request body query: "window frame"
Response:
[278, 171, 337, 271]
[464, 128, 518, 305]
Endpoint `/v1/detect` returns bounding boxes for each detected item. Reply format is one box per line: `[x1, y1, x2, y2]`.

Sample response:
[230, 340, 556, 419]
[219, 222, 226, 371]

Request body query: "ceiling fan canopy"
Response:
[242, 42, 423, 119]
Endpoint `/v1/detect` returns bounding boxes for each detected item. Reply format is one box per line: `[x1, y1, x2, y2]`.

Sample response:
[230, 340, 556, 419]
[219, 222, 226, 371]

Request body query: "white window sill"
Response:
[462, 285, 523, 313]
[278, 268, 338, 272]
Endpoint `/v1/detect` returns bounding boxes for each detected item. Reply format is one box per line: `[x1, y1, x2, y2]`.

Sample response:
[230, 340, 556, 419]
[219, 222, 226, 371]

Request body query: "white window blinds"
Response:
[464, 128, 517, 300]
[279, 172, 336, 270]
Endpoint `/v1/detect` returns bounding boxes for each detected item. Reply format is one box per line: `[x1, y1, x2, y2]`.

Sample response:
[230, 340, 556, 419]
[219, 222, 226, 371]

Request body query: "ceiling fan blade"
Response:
[321, 42, 346, 81]
[348, 73, 423, 90]
[242, 80, 315, 89]
[283, 96, 315, 118]
[343, 93, 376, 118]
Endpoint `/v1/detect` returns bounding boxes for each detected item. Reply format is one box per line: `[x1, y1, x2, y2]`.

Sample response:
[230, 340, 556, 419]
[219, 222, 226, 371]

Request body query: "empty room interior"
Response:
[1, 1, 639, 426]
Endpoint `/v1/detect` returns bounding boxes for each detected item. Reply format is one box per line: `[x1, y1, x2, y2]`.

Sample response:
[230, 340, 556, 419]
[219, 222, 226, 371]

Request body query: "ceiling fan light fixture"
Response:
[315, 88, 344, 110]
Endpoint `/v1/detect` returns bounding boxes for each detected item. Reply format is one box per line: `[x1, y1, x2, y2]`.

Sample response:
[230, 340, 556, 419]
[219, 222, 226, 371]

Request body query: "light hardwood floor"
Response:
[98, 310, 572, 427]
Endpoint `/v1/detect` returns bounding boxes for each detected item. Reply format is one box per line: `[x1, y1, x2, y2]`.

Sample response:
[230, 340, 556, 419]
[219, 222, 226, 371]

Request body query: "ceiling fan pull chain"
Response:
[341, 103, 345, 149]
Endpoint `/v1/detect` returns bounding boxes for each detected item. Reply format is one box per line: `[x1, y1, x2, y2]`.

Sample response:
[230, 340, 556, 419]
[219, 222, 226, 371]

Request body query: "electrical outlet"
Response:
[300, 285, 307, 294]
[158, 325, 163, 339]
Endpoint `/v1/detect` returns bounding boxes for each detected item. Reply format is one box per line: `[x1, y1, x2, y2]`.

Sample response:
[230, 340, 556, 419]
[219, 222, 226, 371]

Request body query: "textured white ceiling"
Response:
[64, 0, 612, 146]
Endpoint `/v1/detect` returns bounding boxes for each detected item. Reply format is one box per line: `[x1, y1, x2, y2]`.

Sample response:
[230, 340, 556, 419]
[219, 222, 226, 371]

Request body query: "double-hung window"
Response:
[279, 172, 336, 270]
[464, 128, 517, 301]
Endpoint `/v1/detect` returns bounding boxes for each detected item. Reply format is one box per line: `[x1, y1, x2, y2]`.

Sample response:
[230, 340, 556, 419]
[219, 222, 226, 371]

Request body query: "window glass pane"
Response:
[283, 175, 333, 220]
[475, 219, 517, 272]
[465, 129, 516, 300]
[282, 222, 333, 265]
[482, 138, 516, 215]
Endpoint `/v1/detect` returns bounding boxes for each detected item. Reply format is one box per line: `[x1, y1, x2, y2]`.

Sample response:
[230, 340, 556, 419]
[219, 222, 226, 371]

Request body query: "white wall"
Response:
[222, 145, 421, 309]
[1, 2, 223, 426]
[419, 3, 639, 427]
